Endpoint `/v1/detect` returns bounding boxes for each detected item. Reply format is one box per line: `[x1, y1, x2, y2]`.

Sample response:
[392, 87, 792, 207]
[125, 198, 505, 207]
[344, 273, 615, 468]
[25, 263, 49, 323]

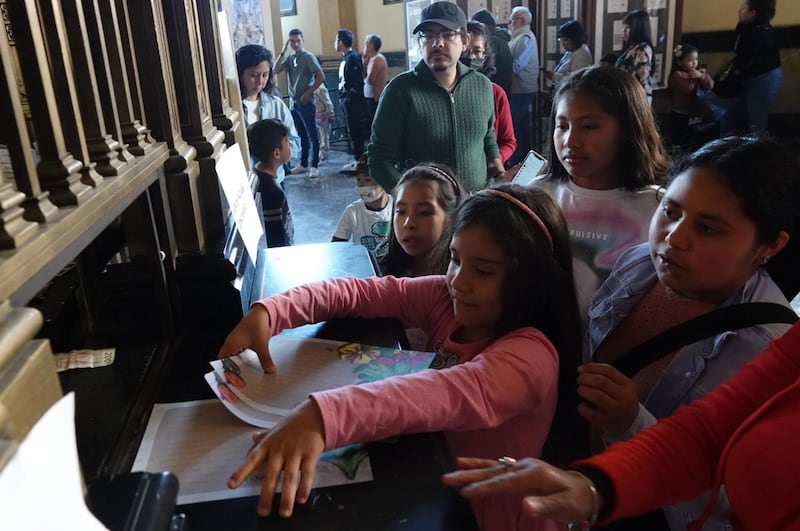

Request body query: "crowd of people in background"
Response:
[229, 2, 798, 530]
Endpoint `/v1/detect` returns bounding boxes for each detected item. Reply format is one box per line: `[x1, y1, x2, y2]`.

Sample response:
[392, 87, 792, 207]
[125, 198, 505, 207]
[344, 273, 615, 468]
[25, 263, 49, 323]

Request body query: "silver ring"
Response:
[497, 456, 517, 468]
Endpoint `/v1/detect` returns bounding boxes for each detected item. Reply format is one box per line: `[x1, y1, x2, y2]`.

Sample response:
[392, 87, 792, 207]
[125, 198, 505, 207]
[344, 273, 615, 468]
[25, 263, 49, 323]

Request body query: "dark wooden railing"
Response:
[0, 0, 242, 484]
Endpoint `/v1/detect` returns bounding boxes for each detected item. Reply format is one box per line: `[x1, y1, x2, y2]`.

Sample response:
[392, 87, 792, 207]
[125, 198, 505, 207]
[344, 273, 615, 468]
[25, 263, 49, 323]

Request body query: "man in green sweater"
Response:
[367, 2, 502, 193]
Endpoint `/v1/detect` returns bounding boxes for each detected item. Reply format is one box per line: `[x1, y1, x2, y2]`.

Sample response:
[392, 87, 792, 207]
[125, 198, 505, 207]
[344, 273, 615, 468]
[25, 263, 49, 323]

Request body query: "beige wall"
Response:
[681, 1, 799, 114]
[354, 0, 408, 53]
[276, 0, 408, 59]
[682, 0, 800, 32]
[280, 0, 325, 56]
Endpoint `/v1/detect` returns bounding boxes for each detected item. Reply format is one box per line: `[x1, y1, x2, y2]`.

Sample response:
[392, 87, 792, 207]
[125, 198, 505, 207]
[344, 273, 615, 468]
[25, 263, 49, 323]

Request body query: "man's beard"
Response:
[429, 55, 450, 72]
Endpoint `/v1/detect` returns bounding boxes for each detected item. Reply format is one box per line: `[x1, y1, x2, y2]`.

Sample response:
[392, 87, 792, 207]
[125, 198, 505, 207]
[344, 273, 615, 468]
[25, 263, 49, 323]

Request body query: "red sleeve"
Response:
[574, 321, 800, 522]
[492, 83, 517, 164]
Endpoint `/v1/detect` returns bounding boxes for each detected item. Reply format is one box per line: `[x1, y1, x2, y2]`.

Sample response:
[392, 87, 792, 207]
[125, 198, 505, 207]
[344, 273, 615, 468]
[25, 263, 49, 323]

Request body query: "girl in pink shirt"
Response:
[220, 184, 586, 531]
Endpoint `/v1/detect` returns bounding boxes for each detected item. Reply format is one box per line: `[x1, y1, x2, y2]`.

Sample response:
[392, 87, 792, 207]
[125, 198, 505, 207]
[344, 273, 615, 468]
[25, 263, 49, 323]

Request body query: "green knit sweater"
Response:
[367, 60, 499, 192]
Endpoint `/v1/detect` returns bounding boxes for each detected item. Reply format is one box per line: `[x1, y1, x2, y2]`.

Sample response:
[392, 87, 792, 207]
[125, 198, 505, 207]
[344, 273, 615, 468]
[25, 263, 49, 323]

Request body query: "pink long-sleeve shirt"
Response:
[256, 275, 561, 531]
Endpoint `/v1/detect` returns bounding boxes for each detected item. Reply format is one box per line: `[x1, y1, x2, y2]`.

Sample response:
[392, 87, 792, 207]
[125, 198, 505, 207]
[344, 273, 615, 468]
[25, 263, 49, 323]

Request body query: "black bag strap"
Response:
[608, 302, 798, 378]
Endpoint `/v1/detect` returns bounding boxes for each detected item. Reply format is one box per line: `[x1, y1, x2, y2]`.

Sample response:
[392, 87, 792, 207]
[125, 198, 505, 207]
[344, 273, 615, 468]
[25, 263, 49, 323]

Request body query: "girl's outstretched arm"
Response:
[442, 457, 599, 524]
[218, 304, 277, 374]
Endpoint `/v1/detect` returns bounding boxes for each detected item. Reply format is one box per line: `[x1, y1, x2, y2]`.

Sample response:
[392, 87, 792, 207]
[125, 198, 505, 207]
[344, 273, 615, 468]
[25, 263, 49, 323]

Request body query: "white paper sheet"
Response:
[646, 0, 667, 9]
[133, 336, 436, 505]
[560, 0, 571, 18]
[216, 145, 264, 266]
[132, 400, 373, 505]
[547, 25, 558, 54]
[466, 0, 487, 17]
[607, 0, 629, 14]
[0, 393, 109, 531]
[206, 336, 436, 429]
[546, 0, 558, 19]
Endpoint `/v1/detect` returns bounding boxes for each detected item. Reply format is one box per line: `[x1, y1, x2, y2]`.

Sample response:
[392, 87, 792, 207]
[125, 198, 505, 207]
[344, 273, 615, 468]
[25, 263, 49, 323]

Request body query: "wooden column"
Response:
[196, 0, 240, 148]
[127, 0, 204, 254]
[5, 0, 92, 209]
[115, 0, 157, 149]
[0, 5, 39, 247]
[95, 0, 153, 157]
[59, 0, 126, 178]
[332, 0, 357, 39]
[319, 2, 341, 54]
[36, 0, 103, 188]
[161, 0, 226, 246]
[81, 0, 135, 164]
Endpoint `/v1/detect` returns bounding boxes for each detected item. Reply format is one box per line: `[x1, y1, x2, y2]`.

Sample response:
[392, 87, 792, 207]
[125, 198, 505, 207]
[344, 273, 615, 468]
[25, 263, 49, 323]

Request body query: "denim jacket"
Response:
[586, 243, 793, 530]
[241, 91, 301, 184]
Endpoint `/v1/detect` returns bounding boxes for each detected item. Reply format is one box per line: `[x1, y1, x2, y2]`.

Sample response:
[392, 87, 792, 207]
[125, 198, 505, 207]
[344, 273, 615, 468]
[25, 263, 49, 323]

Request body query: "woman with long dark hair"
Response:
[236, 44, 300, 246]
[615, 10, 655, 103]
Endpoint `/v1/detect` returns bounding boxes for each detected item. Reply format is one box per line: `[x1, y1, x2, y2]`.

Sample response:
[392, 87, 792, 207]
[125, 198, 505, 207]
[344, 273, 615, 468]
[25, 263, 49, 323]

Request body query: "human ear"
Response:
[755, 230, 790, 265]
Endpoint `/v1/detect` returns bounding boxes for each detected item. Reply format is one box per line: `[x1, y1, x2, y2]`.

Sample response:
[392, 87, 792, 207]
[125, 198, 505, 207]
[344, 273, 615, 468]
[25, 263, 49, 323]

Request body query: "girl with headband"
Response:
[380, 163, 465, 278]
[219, 183, 586, 531]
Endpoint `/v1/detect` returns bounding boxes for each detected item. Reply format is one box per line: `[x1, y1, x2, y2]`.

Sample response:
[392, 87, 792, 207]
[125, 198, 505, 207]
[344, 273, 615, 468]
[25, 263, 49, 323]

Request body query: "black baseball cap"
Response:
[412, 2, 467, 34]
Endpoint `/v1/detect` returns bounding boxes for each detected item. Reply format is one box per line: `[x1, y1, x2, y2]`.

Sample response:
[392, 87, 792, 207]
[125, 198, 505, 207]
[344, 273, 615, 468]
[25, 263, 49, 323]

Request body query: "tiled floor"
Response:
[283, 147, 362, 245]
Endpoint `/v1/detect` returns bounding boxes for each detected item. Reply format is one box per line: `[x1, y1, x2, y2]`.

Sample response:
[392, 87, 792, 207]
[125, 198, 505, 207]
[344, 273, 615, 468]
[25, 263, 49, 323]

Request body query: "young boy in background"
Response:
[332, 154, 392, 259]
[247, 118, 294, 247]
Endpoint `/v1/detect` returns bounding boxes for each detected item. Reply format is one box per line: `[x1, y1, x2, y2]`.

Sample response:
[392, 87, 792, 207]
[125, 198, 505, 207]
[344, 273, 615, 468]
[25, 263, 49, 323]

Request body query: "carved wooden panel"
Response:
[95, 0, 151, 156]
[58, 0, 125, 178]
[36, 0, 102, 188]
[82, 0, 134, 164]
[4, 0, 90, 209]
[196, 0, 239, 147]
[127, 0, 206, 252]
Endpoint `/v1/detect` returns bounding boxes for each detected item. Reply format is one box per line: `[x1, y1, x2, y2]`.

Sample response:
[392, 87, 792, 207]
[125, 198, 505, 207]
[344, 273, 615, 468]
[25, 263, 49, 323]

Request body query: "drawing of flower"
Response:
[353, 348, 434, 383]
[337, 342, 381, 365]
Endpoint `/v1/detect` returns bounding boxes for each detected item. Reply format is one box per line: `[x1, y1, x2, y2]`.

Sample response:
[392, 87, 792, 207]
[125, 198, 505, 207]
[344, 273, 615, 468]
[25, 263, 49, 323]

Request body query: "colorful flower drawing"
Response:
[351, 348, 434, 383]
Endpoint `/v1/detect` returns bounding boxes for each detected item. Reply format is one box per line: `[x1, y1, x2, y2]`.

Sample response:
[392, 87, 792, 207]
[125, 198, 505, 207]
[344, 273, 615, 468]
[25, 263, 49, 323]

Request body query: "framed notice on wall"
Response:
[593, 0, 676, 86]
[540, 0, 581, 91]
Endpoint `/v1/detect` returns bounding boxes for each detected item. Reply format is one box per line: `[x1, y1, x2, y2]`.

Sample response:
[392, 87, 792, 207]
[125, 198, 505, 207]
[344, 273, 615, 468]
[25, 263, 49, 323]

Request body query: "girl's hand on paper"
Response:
[576, 363, 640, 437]
[218, 304, 278, 374]
[227, 399, 326, 517]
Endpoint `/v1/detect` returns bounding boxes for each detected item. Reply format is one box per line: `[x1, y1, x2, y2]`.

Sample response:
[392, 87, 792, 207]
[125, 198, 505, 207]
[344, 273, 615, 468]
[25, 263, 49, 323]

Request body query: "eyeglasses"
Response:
[467, 47, 486, 58]
[418, 30, 459, 45]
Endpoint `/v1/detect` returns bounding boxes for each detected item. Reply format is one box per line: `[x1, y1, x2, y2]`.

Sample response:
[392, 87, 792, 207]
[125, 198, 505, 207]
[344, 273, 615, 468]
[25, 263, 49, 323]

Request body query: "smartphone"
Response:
[511, 150, 547, 186]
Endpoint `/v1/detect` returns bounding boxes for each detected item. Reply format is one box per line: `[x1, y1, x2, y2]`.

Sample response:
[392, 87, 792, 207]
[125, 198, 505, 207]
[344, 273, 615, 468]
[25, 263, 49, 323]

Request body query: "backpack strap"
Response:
[609, 302, 798, 378]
